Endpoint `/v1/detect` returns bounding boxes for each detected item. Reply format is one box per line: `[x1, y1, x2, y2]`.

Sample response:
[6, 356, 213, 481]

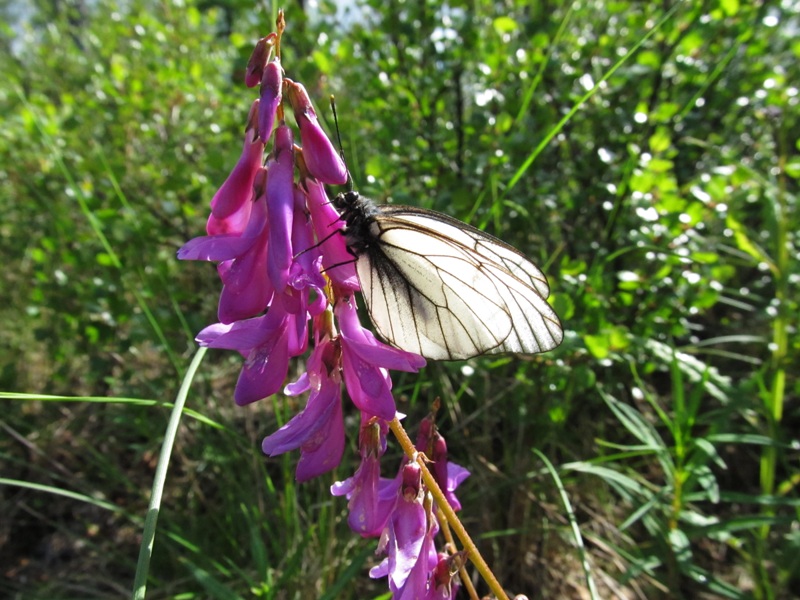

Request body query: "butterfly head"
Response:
[333, 190, 377, 225]
[333, 190, 361, 211]
[330, 190, 379, 255]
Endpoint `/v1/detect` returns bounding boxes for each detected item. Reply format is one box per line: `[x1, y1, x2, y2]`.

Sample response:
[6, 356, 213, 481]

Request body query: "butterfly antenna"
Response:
[330, 95, 353, 191]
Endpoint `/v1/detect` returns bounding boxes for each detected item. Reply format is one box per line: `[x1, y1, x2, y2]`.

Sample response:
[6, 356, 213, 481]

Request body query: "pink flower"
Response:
[266, 124, 295, 294]
[179, 26, 492, 600]
[283, 186, 327, 318]
[179, 193, 273, 323]
[245, 33, 276, 88]
[181, 27, 485, 600]
[286, 79, 348, 185]
[394, 516, 439, 600]
[331, 418, 399, 537]
[262, 338, 345, 480]
[259, 59, 282, 143]
[196, 300, 299, 405]
[303, 178, 359, 291]
[369, 463, 428, 591]
[206, 101, 263, 235]
[336, 298, 426, 421]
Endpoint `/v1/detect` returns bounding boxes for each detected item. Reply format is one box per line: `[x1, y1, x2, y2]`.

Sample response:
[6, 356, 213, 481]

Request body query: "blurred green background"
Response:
[1, 0, 798, 598]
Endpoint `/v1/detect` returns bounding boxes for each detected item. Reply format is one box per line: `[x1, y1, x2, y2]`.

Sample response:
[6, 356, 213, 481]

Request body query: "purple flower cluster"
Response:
[332, 416, 469, 598]
[179, 25, 470, 598]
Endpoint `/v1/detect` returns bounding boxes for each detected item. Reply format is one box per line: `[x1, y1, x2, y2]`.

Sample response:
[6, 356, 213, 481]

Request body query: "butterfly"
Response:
[331, 191, 563, 361]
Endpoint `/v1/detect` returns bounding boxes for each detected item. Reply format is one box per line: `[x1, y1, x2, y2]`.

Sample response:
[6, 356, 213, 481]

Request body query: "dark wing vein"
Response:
[354, 208, 563, 360]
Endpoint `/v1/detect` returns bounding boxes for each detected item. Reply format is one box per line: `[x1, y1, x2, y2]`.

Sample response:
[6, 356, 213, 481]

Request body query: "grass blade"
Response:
[132, 346, 207, 600]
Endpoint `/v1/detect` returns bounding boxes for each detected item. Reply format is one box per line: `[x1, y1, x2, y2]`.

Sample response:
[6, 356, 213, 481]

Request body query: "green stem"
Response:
[755, 142, 790, 600]
[132, 346, 207, 600]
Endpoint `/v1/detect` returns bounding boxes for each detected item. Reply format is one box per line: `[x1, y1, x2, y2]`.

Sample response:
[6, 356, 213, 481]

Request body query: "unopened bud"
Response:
[359, 419, 383, 458]
[432, 432, 449, 491]
[286, 79, 347, 185]
[259, 59, 283, 143]
[432, 555, 453, 589]
[245, 33, 276, 88]
[415, 415, 434, 455]
[401, 462, 422, 501]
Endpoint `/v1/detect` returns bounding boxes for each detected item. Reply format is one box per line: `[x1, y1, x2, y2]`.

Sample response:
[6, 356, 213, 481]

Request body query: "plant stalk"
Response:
[389, 418, 510, 600]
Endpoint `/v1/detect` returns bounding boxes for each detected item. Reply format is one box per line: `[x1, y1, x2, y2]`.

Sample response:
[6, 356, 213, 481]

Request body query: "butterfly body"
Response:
[332, 191, 563, 361]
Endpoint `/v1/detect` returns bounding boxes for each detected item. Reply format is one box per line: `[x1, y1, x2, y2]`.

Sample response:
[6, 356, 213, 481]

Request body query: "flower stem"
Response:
[754, 132, 790, 600]
[132, 346, 207, 600]
[436, 506, 481, 600]
[389, 417, 510, 600]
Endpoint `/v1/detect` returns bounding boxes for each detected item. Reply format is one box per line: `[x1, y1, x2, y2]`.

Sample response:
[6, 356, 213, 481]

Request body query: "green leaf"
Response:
[584, 334, 609, 358]
[669, 528, 692, 567]
[600, 389, 663, 448]
[312, 50, 332, 74]
[495, 111, 513, 133]
[562, 462, 648, 499]
[636, 50, 661, 69]
[725, 214, 774, 269]
[785, 157, 800, 179]
[96, 253, 116, 266]
[584, 326, 629, 358]
[493, 16, 518, 34]
[691, 464, 720, 503]
[550, 292, 575, 321]
[720, 0, 740, 16]
[647, 157, 674, 173]
[693, 438, 726, 470]
[229, 32, 247, 48]
[649, 127, 672, 153]
[691, 251, 718, 264]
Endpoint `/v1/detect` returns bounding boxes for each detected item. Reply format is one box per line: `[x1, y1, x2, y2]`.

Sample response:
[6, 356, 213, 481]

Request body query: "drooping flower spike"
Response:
[179, 14, 470, 600]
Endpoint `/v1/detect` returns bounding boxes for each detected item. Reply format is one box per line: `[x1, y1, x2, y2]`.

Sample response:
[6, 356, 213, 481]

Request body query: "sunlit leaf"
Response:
[785, 158, 800, 179]
[720, 0, 740, 16]
[649, 127, 671, 153]
[493, 16, 518, 34]
[725, 214, 774, 270]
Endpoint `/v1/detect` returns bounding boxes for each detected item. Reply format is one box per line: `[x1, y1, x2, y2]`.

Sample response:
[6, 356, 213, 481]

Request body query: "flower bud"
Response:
[245, 33, 276, 87]
[415, 415, 434, 455]
[432, 555, 453, 589]
[432, 551, 465, 596]
[286, 79, 347, 185]
[401, 462, 422, 502]
[259, 59, 283, 143]
[266, 124, 295, 293]
[206, 101, 264, 235]
[360, 418, 383, 458]
[431, 432, 449, 491]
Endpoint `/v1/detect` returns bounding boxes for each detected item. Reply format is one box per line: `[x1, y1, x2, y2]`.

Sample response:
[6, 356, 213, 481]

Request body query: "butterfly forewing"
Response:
[355, 207, 562, 360]
[356, 229, 512, 359]
[379, 207, 551, 297]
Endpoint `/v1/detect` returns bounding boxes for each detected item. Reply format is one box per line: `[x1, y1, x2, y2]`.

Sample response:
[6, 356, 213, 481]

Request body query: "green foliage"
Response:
[1, 0, 797, 599]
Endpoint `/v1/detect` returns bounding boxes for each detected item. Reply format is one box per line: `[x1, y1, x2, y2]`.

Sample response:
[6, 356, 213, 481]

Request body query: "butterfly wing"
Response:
[355, 206, 563, 360]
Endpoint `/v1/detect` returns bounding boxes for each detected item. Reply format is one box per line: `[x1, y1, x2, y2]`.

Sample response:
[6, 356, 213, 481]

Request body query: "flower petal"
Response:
[209, 102, 264, 222]
[266, 125, 295, 294]
[287, 80, 348, 185]
[304, 178, 359, 291]
[259, 59, 282, 143]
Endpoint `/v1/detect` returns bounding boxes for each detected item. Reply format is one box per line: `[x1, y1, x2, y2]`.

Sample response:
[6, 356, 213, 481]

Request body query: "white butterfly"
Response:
[331, 191, 564, 361]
